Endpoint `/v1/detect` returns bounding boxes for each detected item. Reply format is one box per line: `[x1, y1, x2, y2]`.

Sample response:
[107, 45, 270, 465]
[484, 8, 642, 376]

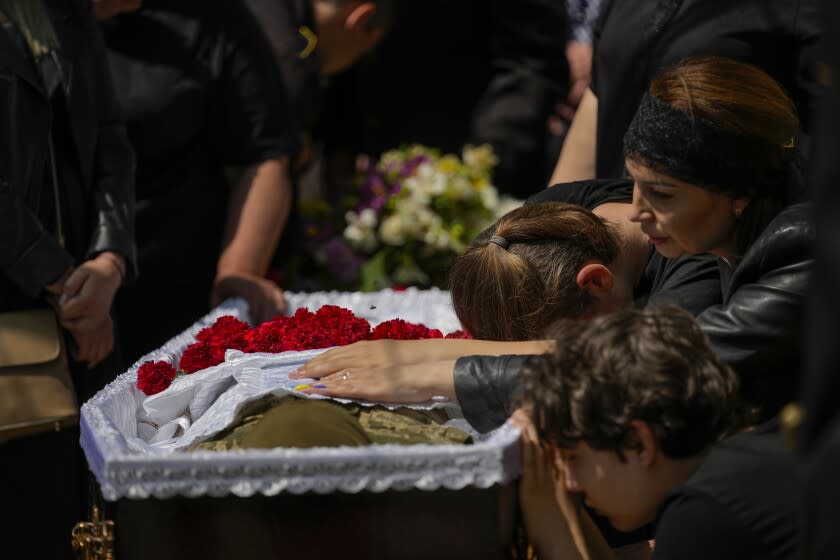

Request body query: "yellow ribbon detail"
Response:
[298, 25, 318, 59]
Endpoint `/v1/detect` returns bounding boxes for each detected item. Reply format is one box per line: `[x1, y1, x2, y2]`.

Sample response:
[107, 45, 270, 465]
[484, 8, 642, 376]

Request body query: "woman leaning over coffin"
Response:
[294, 56, 812, 428]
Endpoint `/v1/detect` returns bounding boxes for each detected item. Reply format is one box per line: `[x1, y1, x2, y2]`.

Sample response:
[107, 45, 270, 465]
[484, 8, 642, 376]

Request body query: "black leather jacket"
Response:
[699, 203, 813, 418]
[455, 203, 813, 431]
[0, 0, 135, 308]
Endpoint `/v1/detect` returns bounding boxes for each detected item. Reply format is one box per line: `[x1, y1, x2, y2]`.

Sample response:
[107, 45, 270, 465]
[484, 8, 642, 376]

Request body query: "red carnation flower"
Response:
[370, 319, 443, 340]
[445, 330, 472, 339]
[137, 361, 178, 395]
[217, 331, 250, 353]
[195, 316, 250, 343]
[315, 306, 371, 346]
[245, 316, 295, 353]
[179, 341, 225, 373]
[292, 307, 316, 321]
[245, 306, 371, 352]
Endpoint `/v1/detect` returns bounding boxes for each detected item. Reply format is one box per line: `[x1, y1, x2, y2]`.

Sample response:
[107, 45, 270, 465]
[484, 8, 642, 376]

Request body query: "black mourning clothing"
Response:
[318, 0, 569, 198]
[102, 0, 298, 364]
[652, 425, 801, 560]
[0, 1, 136, 557]
[799, 2, 840, 557]
[592, 0, 822, 178]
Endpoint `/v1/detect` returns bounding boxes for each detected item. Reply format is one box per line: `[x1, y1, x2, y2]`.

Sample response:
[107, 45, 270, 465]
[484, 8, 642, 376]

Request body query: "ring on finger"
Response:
[341, 371, 351, 382]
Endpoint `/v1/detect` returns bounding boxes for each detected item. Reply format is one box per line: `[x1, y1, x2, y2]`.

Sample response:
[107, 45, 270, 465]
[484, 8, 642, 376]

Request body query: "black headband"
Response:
[623, 92, 793, 197]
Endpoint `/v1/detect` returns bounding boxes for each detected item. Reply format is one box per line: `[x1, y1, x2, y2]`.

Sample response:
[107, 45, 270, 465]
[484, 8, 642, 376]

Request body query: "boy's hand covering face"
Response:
[512, 410, 586, 560]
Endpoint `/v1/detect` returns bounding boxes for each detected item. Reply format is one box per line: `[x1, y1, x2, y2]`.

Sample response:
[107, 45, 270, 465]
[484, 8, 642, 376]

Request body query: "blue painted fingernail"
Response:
[314, 384, 327, 389]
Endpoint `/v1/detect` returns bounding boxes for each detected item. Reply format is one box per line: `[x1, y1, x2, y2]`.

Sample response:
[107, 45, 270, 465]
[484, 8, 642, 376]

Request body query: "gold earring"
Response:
[734, 207, 743, 219]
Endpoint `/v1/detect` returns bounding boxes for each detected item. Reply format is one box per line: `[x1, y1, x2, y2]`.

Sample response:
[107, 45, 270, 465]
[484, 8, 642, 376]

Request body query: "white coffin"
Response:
[81, 288, 521, 501]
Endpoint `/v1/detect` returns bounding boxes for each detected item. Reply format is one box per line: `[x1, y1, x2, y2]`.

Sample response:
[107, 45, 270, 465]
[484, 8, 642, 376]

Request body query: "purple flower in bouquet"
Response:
[358, 170, 389, 212]
[358, 154, 430, 209]
[323, 237, 365, 282]
[400, 155, 430, 178]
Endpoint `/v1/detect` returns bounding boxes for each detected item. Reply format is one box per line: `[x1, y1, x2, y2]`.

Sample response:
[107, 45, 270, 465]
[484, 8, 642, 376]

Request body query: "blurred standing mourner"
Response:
[318, 0, 569, 199]
[0, 0, 136, 557]
[96, 0, 300, 364]
[243, 0, 389, 166]
[550, 0, 601, 138]
[551, 0, 823, 183]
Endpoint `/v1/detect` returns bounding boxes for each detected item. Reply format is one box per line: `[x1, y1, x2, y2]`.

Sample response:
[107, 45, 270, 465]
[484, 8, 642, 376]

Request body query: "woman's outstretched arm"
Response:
[290, 338, 553, 380]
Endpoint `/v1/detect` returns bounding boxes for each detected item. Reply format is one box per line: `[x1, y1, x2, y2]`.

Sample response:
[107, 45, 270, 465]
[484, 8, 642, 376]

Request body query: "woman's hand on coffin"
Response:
[211, 272, 287, 324]
[301, 360, 458, 403]
[291, 339, 554, 381]
[512, 410, 585, 560]
[290, 339, 454, 380]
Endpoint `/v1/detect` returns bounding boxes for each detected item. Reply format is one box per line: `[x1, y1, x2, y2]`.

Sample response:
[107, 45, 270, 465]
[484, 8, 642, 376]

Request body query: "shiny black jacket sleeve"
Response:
[697, 204, 813, 416]
[79, 0, 137, 278]
[454, 354, 531, 433]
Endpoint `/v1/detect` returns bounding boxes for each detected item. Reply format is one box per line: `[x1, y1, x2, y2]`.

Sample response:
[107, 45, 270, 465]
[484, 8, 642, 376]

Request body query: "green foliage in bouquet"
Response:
[292, 145, 517, 291]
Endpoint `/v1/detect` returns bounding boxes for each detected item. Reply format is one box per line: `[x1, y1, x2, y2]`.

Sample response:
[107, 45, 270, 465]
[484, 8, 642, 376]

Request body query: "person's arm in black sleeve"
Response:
[0, 173, 74, 296]
[454, 354, 532, 432]
[697, 205, 812, 414]
[79, 0, 137, 279]
[652, 494, 767, 560]
[206, 1, 299, 322]
[469, 0, 568, 197]
[210, 1, 299, 166]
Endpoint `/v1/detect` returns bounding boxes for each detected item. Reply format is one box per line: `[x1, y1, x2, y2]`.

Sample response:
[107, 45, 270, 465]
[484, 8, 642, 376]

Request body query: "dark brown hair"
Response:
[640, 56, 801, 254]
[517, 306, 745, 459]
[448, 202, 619, 341]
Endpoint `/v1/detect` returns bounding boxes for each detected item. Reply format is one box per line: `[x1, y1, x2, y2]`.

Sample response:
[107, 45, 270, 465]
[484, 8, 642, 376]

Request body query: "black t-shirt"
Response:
[243, 0, 322, 131]
[527, 180, 722, 316]
[101, 0, 298, 285]
[591, 0, 822, 178]
[653, 426, 801, 560]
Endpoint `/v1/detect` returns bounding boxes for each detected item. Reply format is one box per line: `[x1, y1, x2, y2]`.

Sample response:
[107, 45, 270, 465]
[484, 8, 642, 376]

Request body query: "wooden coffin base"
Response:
[112, 483, 517, 560]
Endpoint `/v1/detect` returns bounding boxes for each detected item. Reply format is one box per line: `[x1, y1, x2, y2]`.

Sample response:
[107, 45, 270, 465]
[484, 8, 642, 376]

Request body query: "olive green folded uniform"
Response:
[191, 397, 471, 451]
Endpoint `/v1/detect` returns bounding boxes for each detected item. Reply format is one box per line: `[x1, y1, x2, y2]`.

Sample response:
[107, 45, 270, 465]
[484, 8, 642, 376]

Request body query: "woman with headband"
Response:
[550, 0, 821, 183]
[293, 57, 810, 431]
[624, 56, 810, 419]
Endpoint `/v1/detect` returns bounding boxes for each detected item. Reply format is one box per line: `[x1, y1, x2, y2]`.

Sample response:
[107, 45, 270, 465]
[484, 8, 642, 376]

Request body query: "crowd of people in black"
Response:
[1, 0, 839, 558]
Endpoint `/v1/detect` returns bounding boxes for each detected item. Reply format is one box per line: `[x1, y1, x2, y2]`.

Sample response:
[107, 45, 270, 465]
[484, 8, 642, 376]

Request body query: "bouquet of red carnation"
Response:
[246, 306, 372, 353]
[136, 307, 469, 395]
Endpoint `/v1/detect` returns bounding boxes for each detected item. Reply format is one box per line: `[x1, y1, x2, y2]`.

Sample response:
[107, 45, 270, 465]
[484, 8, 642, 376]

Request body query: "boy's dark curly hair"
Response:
[517, 306, 746, 460]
